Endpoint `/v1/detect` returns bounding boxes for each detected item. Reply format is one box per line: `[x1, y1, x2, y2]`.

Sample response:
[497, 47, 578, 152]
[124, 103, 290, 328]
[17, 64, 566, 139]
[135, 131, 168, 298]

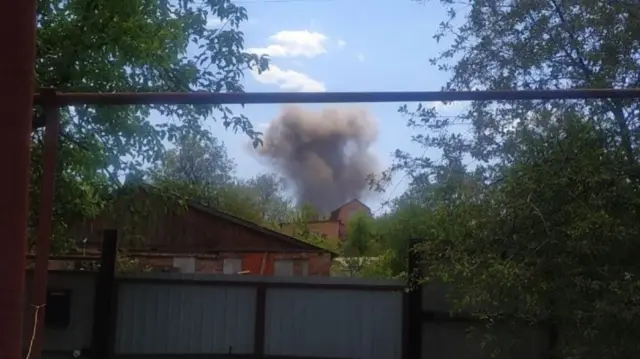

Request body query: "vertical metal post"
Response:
[548, 300, 558, 359]
[0, 0, 37, 358]
[90, 230, 119, 359]
[28, 91, 61, 359]
[253, 284, 267, 355]
[404, 238, 423, 359]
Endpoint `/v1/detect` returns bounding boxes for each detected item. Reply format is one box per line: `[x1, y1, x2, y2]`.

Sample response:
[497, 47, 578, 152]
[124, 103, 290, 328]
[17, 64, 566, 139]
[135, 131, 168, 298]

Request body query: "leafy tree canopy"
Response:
[379, 0, 640, 357]
[30, 0, 268, 251]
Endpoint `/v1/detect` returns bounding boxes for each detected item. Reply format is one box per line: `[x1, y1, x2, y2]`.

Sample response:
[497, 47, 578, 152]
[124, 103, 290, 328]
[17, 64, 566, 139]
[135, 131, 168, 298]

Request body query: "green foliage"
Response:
[31, 0, 266, 251]
[152, 174, 264, 225]
[115, 250, 153, 274]
[373, 205, 423, 275]
[299, 203, 320, 222]
[405, 121, 640, 358]
[29, 129, 109, 254]
[148, 132, 265, 221]
[288, 204, 318, 240]
[355, 249, 403, 279]
[331, 212, 402, 278]
[149, 134, 297, 226]
[242, 173, 294, 224]
[278, 204, 339, 252]
[385, 0, 640, 356]
[154, 133, 236, 188]
[343, 212, 376, 256]
[213, 184, 265, 224]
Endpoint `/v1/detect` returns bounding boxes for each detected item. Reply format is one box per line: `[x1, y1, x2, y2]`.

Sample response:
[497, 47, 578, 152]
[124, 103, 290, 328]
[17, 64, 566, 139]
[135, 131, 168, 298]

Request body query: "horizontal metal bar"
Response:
[115, 354, 355, 359]
[32, 88, 640, 106]
[118, 276, 405, 291]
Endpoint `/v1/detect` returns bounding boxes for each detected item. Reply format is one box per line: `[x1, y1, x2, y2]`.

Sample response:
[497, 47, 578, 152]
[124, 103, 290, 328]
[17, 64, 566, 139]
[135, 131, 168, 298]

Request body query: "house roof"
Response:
[136, 184, 337, 256]
[329, 199, 372, 220]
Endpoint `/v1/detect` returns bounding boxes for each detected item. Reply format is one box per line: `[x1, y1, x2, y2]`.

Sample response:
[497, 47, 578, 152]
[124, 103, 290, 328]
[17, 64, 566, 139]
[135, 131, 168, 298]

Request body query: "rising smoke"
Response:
[257, 105, 379, 213]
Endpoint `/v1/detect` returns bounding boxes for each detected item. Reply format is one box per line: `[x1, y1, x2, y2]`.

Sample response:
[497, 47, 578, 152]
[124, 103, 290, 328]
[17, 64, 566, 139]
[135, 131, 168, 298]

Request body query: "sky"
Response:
[154, 0, 469, 214]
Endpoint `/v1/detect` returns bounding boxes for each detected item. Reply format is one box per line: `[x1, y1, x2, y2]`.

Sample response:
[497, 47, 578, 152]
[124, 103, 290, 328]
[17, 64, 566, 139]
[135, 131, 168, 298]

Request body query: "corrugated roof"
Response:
[136, 184, 337, 255]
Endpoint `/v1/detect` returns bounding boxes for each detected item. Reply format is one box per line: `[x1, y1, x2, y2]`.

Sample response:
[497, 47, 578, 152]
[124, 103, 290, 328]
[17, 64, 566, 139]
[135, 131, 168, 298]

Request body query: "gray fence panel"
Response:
[265, 288, 403, 359]
[115, 282, 256, 354]
[24, 272, 96, 353]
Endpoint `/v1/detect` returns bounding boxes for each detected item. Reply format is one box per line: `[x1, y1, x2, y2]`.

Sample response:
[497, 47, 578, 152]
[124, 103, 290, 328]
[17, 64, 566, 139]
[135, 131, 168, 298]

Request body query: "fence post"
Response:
[27, 89, 62, 359]
[548, 300, 558, 359]
[90, 230, 119, 359]
[403, 238, 423, 359]
[253, 284, 267, 356]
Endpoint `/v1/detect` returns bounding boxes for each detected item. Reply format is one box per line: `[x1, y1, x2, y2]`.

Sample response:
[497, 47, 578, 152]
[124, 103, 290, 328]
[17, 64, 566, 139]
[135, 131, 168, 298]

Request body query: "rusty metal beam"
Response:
[0, 0, 37, 357]
[32, 88, 640, 106]
[27, 91, 61, 359]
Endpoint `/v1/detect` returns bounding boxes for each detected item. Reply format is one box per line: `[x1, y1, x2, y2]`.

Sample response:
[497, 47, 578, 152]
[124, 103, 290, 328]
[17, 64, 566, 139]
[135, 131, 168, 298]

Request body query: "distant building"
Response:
[58, 184, 336, 276]
[280, 199, 373, 244]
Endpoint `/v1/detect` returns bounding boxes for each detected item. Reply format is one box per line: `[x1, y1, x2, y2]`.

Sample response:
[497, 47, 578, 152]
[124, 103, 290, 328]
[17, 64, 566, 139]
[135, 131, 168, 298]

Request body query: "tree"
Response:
[372, 204, 424, 276]
[244, 173, 293, 223]
[150, 134, 263, 223]
[278, 204, 339, 252]
[28, 129, 109, 254]
[403, 0, 640, 172]
[210, 183, 264, 223]
[343, 212, 376, 256]
[153, 133, 236, 188]
[288, 203, 320, 241]
[338, 212, 380, 277]
[31, 0, 268, 251]
[37, 0, 267, 176]
[415, 121, 640, 358]
[387, 1, 640, 357]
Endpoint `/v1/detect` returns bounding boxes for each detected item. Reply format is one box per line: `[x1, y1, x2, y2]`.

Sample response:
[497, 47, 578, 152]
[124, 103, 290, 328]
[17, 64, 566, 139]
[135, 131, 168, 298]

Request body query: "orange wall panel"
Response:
[242, 252, 273, 275]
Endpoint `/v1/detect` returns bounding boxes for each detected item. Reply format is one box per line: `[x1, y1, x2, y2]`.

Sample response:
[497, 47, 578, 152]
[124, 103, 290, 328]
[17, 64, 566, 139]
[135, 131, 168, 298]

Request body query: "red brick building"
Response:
[66, 185, 335, 276]
[279, 199, 373, 245]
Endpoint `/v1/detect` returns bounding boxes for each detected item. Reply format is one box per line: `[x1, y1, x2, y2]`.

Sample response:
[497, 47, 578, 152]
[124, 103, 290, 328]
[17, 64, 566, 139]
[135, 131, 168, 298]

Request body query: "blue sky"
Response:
[157, 0, 469, 213]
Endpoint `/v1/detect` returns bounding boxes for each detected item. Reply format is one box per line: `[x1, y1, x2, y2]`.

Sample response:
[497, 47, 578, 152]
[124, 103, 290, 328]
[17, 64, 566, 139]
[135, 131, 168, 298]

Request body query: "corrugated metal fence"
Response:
[114, 273, 405, 359]
[31, 271, 553, 359]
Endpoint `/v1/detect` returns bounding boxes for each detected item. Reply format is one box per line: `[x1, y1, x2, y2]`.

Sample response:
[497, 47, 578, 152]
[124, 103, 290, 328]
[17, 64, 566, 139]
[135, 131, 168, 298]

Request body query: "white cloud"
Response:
[356, 53, 365, 62]
[252, 64, 325, 92]
[247, 30, 328, 58]
[337, 39, 346, 48]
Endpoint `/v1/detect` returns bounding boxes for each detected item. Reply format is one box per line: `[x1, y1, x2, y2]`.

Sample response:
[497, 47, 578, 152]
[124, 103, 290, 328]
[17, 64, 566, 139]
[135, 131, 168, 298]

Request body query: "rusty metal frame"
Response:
[32, 88, 640, 105]
[6, 86, 640, 359]
[20, 86, 640, 359]
[0, 1, 37, 359]
[26, 90, 62, 359]
[3, 1, 640, 356]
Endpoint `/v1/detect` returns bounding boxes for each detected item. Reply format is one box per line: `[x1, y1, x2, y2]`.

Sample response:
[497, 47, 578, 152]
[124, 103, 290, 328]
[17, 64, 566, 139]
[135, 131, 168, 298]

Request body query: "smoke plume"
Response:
[257, 105, 379, 213]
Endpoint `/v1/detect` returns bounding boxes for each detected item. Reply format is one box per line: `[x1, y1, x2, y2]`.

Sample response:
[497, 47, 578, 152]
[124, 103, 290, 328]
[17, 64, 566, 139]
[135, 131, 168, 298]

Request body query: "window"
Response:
[274, 260, 294, 276]
[45, 289, 71, 329]
[300, 260, 309, 276]
[172, 257, 196, 274]
[223, 258, 242, 274]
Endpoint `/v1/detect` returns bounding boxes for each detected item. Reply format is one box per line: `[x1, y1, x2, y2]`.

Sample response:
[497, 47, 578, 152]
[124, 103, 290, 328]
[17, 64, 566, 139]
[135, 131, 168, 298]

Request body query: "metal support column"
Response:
[90, 230, 119, 359]
[27, 91, 61, 359]
[404, 238, 424, 359]
[0, 1, 37, 358]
